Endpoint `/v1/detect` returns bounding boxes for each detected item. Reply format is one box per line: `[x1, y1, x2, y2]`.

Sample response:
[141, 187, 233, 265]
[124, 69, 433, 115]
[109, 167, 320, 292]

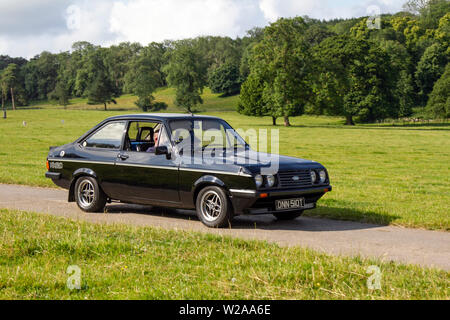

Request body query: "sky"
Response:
[0, 0, 406, 59]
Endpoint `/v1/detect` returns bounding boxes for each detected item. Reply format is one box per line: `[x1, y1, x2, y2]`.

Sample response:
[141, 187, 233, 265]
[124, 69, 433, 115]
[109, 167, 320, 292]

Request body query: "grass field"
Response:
[17, 87, 238, 112]
[0, 90, 449, 230]
[0, 209, 448, 299]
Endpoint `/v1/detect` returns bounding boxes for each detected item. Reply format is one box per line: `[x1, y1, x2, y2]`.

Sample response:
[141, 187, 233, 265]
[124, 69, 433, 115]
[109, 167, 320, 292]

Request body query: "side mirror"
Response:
[155, 146, 171, 159]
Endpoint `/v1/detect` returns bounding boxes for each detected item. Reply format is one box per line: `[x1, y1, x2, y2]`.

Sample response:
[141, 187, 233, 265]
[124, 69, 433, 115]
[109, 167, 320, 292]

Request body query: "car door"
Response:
[77, 120, 127, 199]
[114, 122, 180, 204]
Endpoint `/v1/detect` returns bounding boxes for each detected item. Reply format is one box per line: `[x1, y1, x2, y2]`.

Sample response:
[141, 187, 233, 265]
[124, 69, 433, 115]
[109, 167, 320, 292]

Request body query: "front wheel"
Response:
[196, 186, 233, 228]
[273, 210, 304, 221]
[74, 176, 107, 212]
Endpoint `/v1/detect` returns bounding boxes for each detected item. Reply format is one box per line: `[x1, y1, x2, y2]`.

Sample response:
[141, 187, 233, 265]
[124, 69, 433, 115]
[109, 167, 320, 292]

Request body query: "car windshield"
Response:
[169, 118, 249, 151]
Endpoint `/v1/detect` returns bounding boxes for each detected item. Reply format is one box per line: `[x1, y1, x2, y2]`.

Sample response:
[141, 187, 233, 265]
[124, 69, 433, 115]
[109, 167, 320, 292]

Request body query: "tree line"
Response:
[1, 0, 449, 124]
[0, 34, 255, 116]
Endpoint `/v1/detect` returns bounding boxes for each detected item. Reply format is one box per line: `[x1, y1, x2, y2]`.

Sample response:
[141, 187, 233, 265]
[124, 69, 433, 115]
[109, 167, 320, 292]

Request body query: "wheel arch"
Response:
[68, 168, 98, 202]
[192, 175, 228, 204]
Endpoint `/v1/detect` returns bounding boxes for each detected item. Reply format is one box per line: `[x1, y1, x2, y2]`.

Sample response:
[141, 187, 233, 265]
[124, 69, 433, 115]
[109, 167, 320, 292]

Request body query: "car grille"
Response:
[278, 169, 312, 188]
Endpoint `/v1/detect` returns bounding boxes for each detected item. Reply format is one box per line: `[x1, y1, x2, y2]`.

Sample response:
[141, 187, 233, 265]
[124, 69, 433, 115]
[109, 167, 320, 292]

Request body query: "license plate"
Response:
[275, 198, 305, 211]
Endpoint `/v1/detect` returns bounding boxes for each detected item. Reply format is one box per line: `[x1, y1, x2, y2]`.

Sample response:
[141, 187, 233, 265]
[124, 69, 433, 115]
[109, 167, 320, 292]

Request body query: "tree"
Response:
[72, 43, 100, 97]
[397, 70, 415, 118]
[86, 50, 116, 111]
[403, 0, 429, 14]
[415, 43, 447, 105]
[87, 72, 116, 111]
[144, 42, 168, 87]
[434, 13, 450, 55]
[47, 53, 73, 108]
[193, 36, 244, 98]
[208, 61, 241, 96]
[0, 55, 27, 71]
[239, 28, 265, 82]
[244, 27, 265, 43]
[239, 45, 253, 81]
[418, 0, 450, 29]
[380, 40, 415, 117]
[0, 70, 7, 118]
[238, 73, 278, 125]
[304, 24, 336, 46]
[1, 64, 20, 110]
[196, 36, 242, 72]
[329, 18, 361, 35]
[124, 50, 165, 112]
[390, 15, 429, 60]
[313, 35, 397, 124]
[22, 52, 59, 101]
[426, 63, 449, 118]
[240, 17, 313, 126]
[163, 42, 207, 112]
[105, 42, 143, 95]
[48, 78, 70, 108]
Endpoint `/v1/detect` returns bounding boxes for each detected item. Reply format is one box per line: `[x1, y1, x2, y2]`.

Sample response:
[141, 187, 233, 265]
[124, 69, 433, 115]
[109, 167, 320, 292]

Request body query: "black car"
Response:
[46, 113, 331, 227]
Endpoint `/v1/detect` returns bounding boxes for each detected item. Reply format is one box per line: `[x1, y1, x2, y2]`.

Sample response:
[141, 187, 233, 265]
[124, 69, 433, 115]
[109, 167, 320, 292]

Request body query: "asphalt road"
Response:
[0, 183, 449, 271]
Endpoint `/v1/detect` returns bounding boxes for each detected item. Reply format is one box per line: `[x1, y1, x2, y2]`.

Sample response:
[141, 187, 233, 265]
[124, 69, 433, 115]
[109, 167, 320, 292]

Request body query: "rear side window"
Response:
[83, 121, 126, 149]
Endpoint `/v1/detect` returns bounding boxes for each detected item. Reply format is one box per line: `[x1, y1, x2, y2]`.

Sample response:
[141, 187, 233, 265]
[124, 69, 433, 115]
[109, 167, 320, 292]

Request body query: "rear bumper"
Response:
[45, 171, 61, 180]
[229, 185, 332, 215]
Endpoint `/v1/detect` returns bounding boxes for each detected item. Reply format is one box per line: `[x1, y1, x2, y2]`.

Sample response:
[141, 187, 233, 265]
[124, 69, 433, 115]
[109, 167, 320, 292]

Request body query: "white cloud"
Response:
[0, 0, 116, 58]
[0, 0, 68, 36]
[0, 0, 407, 58]
[258, 0, 406, 21]
[109, 0, 262, 44]
[349, 0, 405, 18]
[259, 0, 322, 21]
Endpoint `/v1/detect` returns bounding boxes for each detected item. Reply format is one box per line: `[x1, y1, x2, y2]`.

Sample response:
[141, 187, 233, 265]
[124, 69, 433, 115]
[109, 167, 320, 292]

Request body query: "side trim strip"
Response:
[48, 158, 112, 165]
[116, 162, 178, 171]
[48, 158, 253, 177]
[180, 167, 251, 177]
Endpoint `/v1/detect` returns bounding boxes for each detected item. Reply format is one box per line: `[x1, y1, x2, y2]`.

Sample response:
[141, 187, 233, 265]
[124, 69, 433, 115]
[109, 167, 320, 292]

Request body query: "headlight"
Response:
[319, 170, 326, 183]
[266, 175, 275, 188]
[254, 174, 263, 188]
[310, 170, 317, 183]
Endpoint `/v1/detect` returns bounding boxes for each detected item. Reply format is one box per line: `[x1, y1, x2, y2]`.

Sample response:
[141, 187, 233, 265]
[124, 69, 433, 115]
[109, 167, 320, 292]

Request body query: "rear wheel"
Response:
[273, 210, 304, 221]
[74, 176, 107, 212]
[196, 186, 233, 228]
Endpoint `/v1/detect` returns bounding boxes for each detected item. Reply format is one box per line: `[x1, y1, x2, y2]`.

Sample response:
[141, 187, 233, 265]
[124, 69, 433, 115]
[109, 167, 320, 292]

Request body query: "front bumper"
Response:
[229, 185, 332, 215]
[230, 185, 332, 198]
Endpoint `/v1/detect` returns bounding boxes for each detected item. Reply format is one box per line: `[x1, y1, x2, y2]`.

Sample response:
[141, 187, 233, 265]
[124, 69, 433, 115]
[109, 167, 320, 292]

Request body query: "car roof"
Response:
[105, 113, 222, 122]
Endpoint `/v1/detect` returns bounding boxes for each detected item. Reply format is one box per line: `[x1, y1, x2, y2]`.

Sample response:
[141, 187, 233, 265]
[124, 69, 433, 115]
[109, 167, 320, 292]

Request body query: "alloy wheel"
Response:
[200, 190, 222, 222]
[78, 180, 95, 208]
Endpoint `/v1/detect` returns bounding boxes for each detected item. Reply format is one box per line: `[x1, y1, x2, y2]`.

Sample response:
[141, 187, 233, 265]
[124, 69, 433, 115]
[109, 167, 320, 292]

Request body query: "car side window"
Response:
[83, 121, 126, 149]
[127, 122, 139, 141]
[125, 121, 160, 152]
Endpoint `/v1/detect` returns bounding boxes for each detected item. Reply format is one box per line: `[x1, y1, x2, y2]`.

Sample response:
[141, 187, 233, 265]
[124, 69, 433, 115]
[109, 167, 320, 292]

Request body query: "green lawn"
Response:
[0, 92, 449, 230]
[0, 209, 448, 299]
[16, 87, 238, 112]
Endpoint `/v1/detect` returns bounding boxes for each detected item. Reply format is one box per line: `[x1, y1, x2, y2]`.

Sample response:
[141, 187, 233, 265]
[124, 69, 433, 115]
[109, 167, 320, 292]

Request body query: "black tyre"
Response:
[74, 176, 107, 212]
[273, 210, 304, 221]
[196, 186, 233, 228]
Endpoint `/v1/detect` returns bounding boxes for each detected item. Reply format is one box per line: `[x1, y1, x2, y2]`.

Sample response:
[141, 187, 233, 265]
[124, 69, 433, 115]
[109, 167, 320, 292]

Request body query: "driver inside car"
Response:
[146, 126, 160, 153]
[146, 124, 170, 153]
